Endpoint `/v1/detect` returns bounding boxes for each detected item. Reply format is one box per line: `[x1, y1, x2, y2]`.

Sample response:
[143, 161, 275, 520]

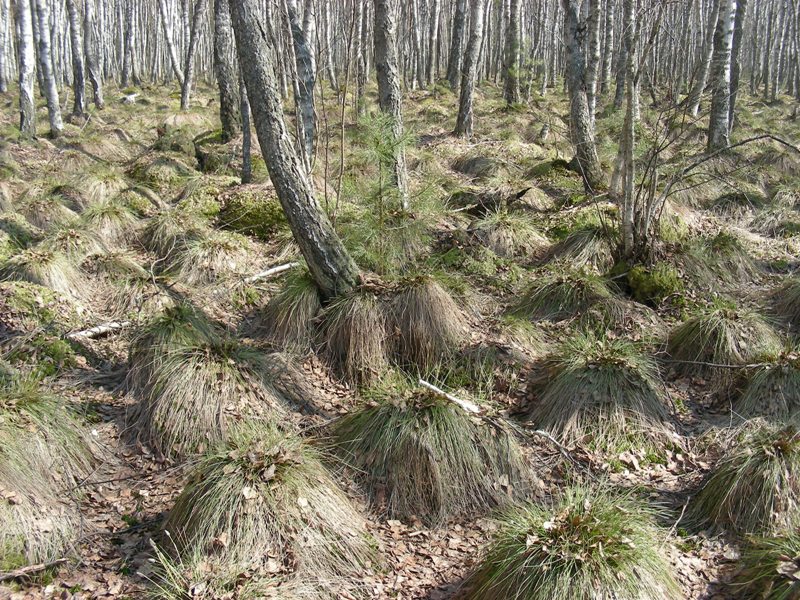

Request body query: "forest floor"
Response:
[1, 81, 800, 599]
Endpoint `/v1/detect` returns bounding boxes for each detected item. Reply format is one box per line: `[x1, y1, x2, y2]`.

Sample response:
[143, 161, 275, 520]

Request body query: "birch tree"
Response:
[455, 0, 486, 138]
[503, 0, 521, 105]
[16, 0, 37, 138]
[214, 0, 240, 142]
[180, 0, 209, 110]
[65, 0, 87, 118]
[446, 0, 468, 91]
[707, 0, 736, 151]
[84, 0, 104, 109]
[286, 0, 317, 172]
[33, 0, 64, 138]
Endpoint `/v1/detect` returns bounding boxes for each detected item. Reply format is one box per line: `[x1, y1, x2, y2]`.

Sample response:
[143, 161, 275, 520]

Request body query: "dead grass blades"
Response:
[164, 231, 249, 286]
[735, 349, 800, 422]
[770, 277, 800, 331]
[81, 197, 140, 245]
[0, 246, 89, 301]
[513, 268, 614, 322]
[462, 483, 680, 600]
[255, 270, 322, 353]
[469, 209, 550, 259]
[732, 531, 800, 599]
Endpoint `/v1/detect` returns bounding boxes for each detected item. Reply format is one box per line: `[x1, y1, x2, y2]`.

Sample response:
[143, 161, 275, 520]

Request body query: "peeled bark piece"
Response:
[229, 0, 359, 300]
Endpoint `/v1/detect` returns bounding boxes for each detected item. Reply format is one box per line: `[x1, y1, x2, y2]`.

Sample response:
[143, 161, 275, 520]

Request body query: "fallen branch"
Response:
[530, 429, 577, 464]
[418, 379, 481, 414]
[67, 321, 131, 341]
[0, 559, 68, 582]
[244, 262, 300, 283]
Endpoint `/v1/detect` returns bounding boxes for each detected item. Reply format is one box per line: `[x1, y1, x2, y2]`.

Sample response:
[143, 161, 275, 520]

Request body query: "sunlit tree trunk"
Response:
[158, 0, 185, 84]
[16, 0, 37, 138]
[84, 0, 104, 109]
[707, 0, 736, 151]
[446, 0, 468, 91]
[66, 0, 87, 117]
[214, 0, 240, 142]
[455, 0, 486, 138]
[33, 0, 64, 138]
[503, 0, 521, 105]
[686, 0, 720, 117]
[180, 0, 208, 110]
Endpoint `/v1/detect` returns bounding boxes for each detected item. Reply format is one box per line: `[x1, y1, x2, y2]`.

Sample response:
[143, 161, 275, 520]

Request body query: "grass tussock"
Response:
[42, 223, 107, 261]
[541, 224, 617, 272]
[684, 231, 759, 287]
[770, 277, 800, 330]
[667, 302, 781, 383]
[333, 378, 528, 525]
[469, 209, 550, 259]
[389, 276, 466, 371]
[70, 167, 129, 204]
[529, 334, 674, 448]
[17, 189, 79, 231]
[733, 531, 800, 599]
[164, 231, 249, 286]
[85, 252, 161, 316]
[255, 270, 322, 352]
[140, 208, 208, 260]
[318, 290, 389, 385]
[735, 350, 800, 422]
[164, 424, 376, 587]
[514, 268, 613, 322]
[462, 484, 680, 600]
[132, 337, 288, 459]
[687, 422, 800, 535]
[81, 197, 140, 244]
[0, 246, 89, 300]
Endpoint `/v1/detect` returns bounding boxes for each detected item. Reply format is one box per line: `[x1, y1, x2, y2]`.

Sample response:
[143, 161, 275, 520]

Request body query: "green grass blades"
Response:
[513, 267, 614, 322]
[529, 333, 674, 449]
[771, 277, 800, 331]
[468, 208, 549, 260]
[733, 531, 800, 599]
[332, 381, 528, 525]
[687, 422, 800, 535]
[163, 424, 377, 591]
[255, 269, 322, 352]
[462, 484, 680, 600]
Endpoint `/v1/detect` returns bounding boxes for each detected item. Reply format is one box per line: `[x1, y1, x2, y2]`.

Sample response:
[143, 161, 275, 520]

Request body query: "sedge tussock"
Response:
[770, 277, 800, 330]
[389, 276, 467, 372]
[684, 231, 759, 287]
[164, 230, 249, 286]
[69, 167, 128, 204]
[255, 270, 322, 352]
[513, 268, 613, 322]
[529, 334, 674, 449]
[332, 380, 529, 525]
[318, 290, 389, 385]
[469, 209, 550, 259]
[140, 208, 209, 260]
[164, 424, 377, 588]
[17, 188, 79, 231]
[735, 350, 800, 422]
[81, 197, 140, 244]
[462, 484, 680, 600]
[132, 339, 290, 459]
[687, 422, 800, 535]
[541, 224, 616, 272]
[41, 223, 107, 261]
[0, 246, 90, 301]
[667, 303, 782, 384]
[85, 252, 162, 316]
[732, 531, 800, 599]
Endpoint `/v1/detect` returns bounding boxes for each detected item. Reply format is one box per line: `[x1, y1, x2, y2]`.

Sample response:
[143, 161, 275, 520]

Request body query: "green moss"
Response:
[154, 126, 196, 157]
[218, 189, 288, 240]
[627, 263, 684, 307]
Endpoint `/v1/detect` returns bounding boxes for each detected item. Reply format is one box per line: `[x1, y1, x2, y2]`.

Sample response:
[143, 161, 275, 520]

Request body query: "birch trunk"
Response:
[426, 0, 441, 85]
[65, 0, 87, 117]
[240, 70, 252, 184]
[455, 0, 486, 138]
[33, 0, 64, 138]
[16, 0, 37, 138]
[214, 0, 240, 142]
[446, 0, 468, 91]
[585, 0, 602, 122]
[686, 0, 720, 117]
[374, 0, 410, 209]
[120, 0, 135, 87]
[600, 0, 616, 94]
[158, 0, 185, 84]
[84, 0, 104, 109]
[0, 0, 8, 93]
[728, 0, 747, 130]
[707, 0, 736, 151]
[286, 0, 316, 172]
[503, 0, 521, 105]
[229, 0, 360, 300]
[180, 0, 208, 110]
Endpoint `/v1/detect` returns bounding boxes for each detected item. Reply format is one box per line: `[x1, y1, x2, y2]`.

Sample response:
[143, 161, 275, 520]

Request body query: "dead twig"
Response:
[0, 559, 68, 582]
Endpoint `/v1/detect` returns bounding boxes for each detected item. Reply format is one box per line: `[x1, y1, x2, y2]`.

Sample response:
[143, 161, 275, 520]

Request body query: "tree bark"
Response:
[65, 0, 87, 117]
[446, 0, 468, 91]
[83, 0, 104, 109]
[214, 0, 240, 142]
[240, 70, 252, 184]
[686, 0, 720, 117]
[585, 0, 602, 122]
[0, 0, 8, 93]
[286, 0, 317, 172]
[562, 0, 605, 190]
[33, 0, 64, 138]
[120, 0, 135, 87]
[455, 0, 486, 138]
[158, 0, 185, 84]
[180, 0, 208, 110]
[426, 0, 441, 85]
[503, 0, 521, 105]
[707, 0, 736, 151]
[600, 0, 617, 95]
[228, 0, 360, 300]
[374, 0, 410, 209]
[16, 0, 37, 138]
[728, 0, 747, 130]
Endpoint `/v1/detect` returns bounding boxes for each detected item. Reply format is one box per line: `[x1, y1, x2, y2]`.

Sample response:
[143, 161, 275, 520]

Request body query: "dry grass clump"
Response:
[255, 270, 322, 352]
[735, 350, 800, 422]
[164, 230, 249, 285]
[81, 197, 140, 244]
[17, 188, 79, 231]
[389, 275, 467, 371]
[462, 484, 680, 600]
[709, 189, 767, 218]
[69, 166, 128, 204]
[469, 209, 550, 259]
[0, 246, 89, 300]
[749, 204, 800, 238]
[0, 376, 95, 568]
[332, 378, 528, 525]
[163, 424, 376, 590]
[541, 224, 617, 272]
[732, 531, 800, 599]
[42, 224, 107, 261]
[687, 423, 800, 535]
[684, 231, 759, 287]
[86, 252, 161, 316]
[529, 334, 674, 448]
[318, 290, 389, 385]
[514, 268, 614, 322]
[770, 277, 800, 330]
[140, 208, 208, 260]
[666, 302, 782, 384]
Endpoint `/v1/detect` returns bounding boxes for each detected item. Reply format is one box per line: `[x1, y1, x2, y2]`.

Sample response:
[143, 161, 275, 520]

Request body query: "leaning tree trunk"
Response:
[455, 0, 486, 138]
[84, 0, 104, 109]
[158, 0, 185, 84]
[686, 0, 721, 117]
[228, 0, 360, 300]
[286, 0, 317, 173]
[180, 0, 208, 110]
[446, 0, 468, 91]
[33, 0, 64, 138]
[65, 0, 87, 118]
[214, 0, 240, 142]
[727, 0, 746, 128]
[16, 0, 36, 138]
[562, 0, 605, 190]
[707, 0, 736, 151]
[374, 0, 410, 209]
[503, 0, 521, 105]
